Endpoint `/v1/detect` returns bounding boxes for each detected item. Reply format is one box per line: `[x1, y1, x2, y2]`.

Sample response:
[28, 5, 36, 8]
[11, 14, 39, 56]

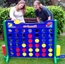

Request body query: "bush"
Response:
[48, 6, 65, 34]
[0, 7, 10, 33]
[0, 6, 65, 35]
[0, 8, 9, 24]
[24, 6, 36, 18]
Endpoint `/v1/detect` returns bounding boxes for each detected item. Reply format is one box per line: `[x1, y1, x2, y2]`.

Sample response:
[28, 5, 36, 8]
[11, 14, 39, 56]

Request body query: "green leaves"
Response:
[48, 6, 65, 35]
[0, 6, 65, 36]
[24, 6, 36, 18]
[0, 7, 10, 33]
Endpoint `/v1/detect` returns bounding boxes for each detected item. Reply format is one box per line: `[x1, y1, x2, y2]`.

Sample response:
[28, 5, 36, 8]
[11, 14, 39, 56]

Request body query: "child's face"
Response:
[18, 3, 25, 9]
[34, 3, 40, 10]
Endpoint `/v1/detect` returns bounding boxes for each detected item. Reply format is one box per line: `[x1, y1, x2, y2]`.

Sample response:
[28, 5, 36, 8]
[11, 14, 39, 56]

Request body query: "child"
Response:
[34, 0, 53, 23]
[9, 0, 26, 23]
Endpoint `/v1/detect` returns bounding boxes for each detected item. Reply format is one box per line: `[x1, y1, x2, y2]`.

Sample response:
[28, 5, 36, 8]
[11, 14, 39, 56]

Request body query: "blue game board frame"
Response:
[3, 20, 59, 64]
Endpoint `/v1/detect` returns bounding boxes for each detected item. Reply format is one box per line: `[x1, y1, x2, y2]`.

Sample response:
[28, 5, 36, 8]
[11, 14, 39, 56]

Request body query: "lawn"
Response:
[0, 35, 65, 64]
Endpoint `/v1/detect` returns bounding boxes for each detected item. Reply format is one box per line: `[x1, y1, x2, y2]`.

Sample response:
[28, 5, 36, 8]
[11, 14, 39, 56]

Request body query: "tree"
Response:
[40, 0, 54, 5]
[25, 0, 53, 6]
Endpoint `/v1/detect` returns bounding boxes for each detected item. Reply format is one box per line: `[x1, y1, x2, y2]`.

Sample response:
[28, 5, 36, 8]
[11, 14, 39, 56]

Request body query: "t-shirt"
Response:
[35, 6, 53, 22]
[9, 7, 25, 23]
[43, 6, 53, 19]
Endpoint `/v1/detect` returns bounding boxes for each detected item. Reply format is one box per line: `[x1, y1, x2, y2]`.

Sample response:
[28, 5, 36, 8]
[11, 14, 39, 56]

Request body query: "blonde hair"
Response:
[16, 0, 26, 14]
[18, 0, 25, 5]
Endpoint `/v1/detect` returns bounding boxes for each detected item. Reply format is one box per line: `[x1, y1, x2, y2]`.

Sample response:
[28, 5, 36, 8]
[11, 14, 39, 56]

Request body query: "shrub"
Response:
[48, 6, 65, 34]
[0, 6, 65, 35]
[0, 8, 9, 24]
[24, 6, 36, 18]
[0, 7, 10, 33]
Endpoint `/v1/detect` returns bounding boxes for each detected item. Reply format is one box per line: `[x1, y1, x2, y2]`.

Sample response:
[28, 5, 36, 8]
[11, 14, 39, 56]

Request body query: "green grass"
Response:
[63, 24, 65, 32]
[0, 35, 65, 64]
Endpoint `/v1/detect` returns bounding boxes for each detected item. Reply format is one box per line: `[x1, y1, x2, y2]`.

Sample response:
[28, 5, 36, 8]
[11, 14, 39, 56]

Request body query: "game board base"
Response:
[4, 55, 9, 64]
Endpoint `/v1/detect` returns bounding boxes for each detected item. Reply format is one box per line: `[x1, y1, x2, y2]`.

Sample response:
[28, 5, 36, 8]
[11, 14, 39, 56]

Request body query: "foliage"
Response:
[0, 6, 65, 35]
[48, 6, 65, 34]
[40, 0, 51, 5]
